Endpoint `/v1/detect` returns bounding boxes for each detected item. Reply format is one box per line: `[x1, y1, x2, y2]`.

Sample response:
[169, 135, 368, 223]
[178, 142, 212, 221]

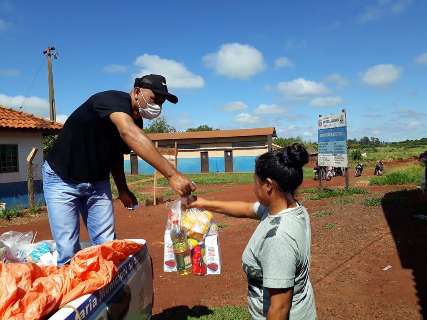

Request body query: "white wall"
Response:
[0, 130, 43, 183]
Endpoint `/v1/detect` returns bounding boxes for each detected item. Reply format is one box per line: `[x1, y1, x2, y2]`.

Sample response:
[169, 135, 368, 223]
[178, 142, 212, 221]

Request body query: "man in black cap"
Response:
[43, 74, 196, 265]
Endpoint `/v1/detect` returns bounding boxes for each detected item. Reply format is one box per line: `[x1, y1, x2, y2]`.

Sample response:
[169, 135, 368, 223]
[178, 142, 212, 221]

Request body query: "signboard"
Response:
[318, 110, 348, 167]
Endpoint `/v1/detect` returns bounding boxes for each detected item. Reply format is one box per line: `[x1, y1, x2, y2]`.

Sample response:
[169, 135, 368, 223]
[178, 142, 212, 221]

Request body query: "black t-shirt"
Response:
[47, 90, 143, 182]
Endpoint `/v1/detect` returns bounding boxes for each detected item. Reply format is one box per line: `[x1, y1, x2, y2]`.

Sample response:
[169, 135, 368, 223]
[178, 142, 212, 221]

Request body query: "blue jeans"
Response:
[42, 161, 115, 265]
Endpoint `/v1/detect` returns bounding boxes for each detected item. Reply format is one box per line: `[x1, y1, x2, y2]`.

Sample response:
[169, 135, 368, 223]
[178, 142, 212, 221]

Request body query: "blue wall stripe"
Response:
[124, 156, 258, 174]
[0, 180, 44, 208]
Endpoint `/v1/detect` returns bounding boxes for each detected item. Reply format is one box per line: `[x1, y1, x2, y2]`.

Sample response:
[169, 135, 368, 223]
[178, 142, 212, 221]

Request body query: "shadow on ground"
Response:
[382, 189, 427, 319]
[152, 305, 213, 320]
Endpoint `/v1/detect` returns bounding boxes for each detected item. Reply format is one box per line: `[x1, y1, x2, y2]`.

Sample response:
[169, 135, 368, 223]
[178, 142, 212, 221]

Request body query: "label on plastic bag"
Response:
[204, 233, 221, 275]
[163, 230, 177, 272]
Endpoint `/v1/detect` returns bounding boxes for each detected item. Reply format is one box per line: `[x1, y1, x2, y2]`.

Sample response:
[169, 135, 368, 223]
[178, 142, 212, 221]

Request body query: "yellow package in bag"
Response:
[181, 208, 213, 241]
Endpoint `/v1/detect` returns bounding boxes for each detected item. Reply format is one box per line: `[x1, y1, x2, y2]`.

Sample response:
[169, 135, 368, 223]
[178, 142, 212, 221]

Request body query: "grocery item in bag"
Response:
[181, 208, 213, 241]
[204, 225, 221, 275]
[163, 229, 177, 272]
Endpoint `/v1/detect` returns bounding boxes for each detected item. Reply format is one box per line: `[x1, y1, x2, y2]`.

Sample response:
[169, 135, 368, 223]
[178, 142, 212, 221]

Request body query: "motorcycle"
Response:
[354, 163, 364, 177]
[374, 161, 384, 176]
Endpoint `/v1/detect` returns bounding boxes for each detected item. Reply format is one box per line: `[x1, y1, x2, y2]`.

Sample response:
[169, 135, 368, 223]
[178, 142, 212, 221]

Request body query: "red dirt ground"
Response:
[1, 173, 427, 319]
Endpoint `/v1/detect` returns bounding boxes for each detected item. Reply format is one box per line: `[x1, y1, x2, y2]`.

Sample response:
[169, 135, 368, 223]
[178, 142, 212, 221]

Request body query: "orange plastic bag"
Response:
[0, 240, 142, 320]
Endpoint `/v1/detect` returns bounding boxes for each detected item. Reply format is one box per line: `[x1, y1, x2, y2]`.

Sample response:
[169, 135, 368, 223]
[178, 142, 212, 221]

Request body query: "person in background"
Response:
[187, 144, 316, 320]
[419, 151, 427, 192]
[43, 74, 196, 265]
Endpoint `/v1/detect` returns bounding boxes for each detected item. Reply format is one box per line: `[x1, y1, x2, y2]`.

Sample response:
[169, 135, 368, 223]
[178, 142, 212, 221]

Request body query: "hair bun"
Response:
[280, 143, 309, 168]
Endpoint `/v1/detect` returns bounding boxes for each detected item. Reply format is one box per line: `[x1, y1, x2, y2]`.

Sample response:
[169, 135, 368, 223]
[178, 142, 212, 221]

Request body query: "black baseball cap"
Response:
[134, 74, 178, 104]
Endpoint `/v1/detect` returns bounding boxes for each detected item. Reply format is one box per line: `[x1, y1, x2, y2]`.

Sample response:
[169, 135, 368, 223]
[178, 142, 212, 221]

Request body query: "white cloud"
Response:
[223, 101, 248, 112]
[0, 68, 19, 76]
[392, 108, 427, 119]
[275, 57, 294, 68]
[277, 78, 329, 98]
[310, 96, 344, 107]
[359, 0, 413, 23]
[167, 113, 193, 130]
[203, 43, 265, 79]
[254, 104, 286, 114]
[324, 73, 349, 88]
[234, 112, 260, 124]
[0, 94, 49, 115]
[0, 18, 10, 31]
[361, 64, 401, 87]
[135, 54, 204, 89]
[56, 114, 69, 124]
[415, 52, 427, 65]
[103, 64, 128, 74]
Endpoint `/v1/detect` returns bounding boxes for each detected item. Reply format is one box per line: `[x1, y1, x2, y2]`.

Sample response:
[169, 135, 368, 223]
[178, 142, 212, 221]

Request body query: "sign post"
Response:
[318, 109, 349, 189]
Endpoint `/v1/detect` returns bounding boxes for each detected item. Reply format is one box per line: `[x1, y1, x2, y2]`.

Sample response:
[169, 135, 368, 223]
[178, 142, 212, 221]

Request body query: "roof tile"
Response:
[0, 106, 63, 131]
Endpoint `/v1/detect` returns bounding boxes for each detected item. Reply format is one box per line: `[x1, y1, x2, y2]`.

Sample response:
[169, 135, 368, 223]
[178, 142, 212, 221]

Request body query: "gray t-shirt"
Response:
[242, 202, 316, 320]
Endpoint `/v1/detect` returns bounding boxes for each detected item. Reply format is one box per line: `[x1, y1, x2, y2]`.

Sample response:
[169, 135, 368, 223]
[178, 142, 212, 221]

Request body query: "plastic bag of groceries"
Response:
[163, 198, 221, 275]
[0, 231, 34, 262]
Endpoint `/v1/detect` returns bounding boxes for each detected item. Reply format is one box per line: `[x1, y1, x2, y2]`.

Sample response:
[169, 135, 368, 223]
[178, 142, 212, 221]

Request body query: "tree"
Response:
[144, 116, 176, 133]
[186, 124, 216, 132]
[273, 137, 303, 147]
[359, 136, 370, 145]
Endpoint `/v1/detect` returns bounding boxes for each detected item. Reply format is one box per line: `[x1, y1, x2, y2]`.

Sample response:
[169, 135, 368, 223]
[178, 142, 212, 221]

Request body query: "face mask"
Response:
[138, 92, 162, 119]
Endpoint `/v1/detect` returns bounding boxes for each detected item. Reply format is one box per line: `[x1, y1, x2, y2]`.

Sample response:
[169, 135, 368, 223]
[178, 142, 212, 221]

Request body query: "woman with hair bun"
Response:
[187, 143, 316, 320]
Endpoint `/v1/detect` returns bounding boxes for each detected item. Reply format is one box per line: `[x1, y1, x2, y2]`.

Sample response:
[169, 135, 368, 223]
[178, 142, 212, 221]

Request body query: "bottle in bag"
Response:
[170, 220, 192, 275]
[191, 243, 207, 276]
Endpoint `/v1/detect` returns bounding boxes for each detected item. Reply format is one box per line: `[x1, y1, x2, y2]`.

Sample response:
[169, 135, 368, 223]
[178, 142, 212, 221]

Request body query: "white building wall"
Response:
[0, 130, 43, 183]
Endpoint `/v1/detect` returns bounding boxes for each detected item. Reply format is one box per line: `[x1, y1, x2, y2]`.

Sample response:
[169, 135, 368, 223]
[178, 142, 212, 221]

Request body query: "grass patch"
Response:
[314, 210, 334, 218]
[369, 166, 423, 185]
[0, 207, 23, 220]
[363, 197, 382, 207]
[188, 306, 250, 320]
[153, 305, 250, 320]
[307, 187, 367, 200]
[332, 197, 355, 206]
[324, 223, 336, 230]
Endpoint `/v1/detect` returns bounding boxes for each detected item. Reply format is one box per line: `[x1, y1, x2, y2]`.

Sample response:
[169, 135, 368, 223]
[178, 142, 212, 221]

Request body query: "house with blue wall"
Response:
[124, 127, 276, 175]
[0, 106, 62, 209]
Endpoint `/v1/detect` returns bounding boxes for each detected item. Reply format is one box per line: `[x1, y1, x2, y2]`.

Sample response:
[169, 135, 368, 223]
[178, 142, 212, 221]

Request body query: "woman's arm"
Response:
[187, 197, 258, 219]
[267, 287, 293, 320]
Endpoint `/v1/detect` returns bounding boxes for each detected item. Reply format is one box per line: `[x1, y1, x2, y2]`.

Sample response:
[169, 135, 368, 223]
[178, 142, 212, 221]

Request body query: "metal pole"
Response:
[318, 114, 323, 191]
[343, 109, 349, 190]
[43, 47, 57, 122]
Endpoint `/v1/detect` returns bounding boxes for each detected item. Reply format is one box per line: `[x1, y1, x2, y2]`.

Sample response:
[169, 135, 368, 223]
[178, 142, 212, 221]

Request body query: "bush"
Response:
[0, 207, 23, 220]
[350, 149, 362, 160]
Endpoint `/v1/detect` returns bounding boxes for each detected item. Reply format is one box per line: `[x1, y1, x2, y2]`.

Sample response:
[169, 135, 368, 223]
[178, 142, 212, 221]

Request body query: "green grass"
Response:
[188, 306, 250, 320]
[369, 166, 423, 185]
[306, 187, 367, 200]
[363, 197, 382, 207]
[324, 223, 337, 230]
[0, 207, 23, 220]
[348, 145, 427, 164]
[153, 305, 250, 320]
[112, 167, 314, 198]
[332, 197, 355, 206]
[314, 210, 334, 218]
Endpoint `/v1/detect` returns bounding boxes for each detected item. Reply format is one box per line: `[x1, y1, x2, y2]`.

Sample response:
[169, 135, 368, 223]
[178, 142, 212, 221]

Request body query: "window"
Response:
[0, 144, 18, 173]
[232, 141, 265, 148]
[178, 144, 200, 150]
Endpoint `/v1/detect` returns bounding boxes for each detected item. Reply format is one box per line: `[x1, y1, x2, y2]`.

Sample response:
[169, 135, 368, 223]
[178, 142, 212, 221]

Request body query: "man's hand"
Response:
[168, 172, 196, 197]
[118, 189, 138, 209]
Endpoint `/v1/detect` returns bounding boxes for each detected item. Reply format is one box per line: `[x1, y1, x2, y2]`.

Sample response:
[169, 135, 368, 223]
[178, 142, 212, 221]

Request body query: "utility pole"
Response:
[43, 46, 58, 122]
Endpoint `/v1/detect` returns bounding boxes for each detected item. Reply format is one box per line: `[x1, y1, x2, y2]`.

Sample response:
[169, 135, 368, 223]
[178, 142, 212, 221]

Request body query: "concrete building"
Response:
[0, 106, 62, 208]
[125, 127, 277, 174]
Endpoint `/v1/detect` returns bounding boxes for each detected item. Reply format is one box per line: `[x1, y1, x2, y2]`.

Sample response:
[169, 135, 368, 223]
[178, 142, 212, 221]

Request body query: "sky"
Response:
[0, 0, 426, 142]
